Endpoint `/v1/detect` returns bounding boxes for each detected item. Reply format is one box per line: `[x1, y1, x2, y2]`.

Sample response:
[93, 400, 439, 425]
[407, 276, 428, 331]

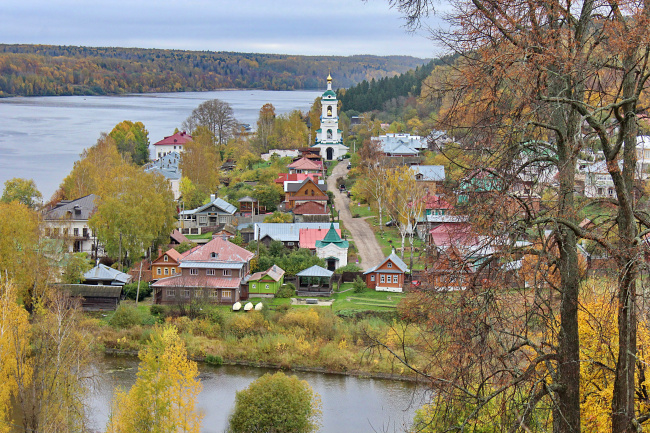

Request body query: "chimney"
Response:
[210, 194, 216, 202]
[158, 247, 162, 258]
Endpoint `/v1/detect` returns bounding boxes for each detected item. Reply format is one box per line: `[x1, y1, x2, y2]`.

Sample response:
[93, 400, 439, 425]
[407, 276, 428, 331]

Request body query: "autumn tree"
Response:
[179, 134, 221, 199]
[108, 120, 150, 165]
[1, 178, 42, 208]
[228, 372, 321, 433]
[183, 99, 237, 147]
[255, 103, 276, 152]
[89, 166, 176, 266]
[106, 325, 202, 433]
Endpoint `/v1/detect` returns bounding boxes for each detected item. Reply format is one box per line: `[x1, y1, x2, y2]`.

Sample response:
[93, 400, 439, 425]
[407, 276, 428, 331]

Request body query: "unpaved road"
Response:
[327, 162, 385, 269]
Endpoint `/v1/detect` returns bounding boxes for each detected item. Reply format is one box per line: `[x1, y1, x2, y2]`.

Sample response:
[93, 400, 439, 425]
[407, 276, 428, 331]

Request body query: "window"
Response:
[387, 262, 392, 268]
[206, 269, 215, 276]
[164, 268, 169, 275]
[190, 269, 198, 275]
[265, 284, 270, 289]
[222, 290, 232, 299]
[251, 283, 256, 289]
[287, 242, 295, 246]
[327, 106, 332, 116]
[166, 289, 175, 297]
[171, 268, 176, 275]
[209, 289, 218, 298]
[157, 268, 161, 275]
[83, 228, 88, 237]
[393, 275, 399, 284]
[380, 275, 385, 283]
[210, 252, 217, 258]
[223, 269, 231, 276]
[199, 215, 207, 224]
[371, 275, 375, 282]
[327, 129, 333, 139]
[195, 289, 203, 298]
[73, 228, 79, 236]
[164, 255, 168, 262]
[182, 289, 191, 298]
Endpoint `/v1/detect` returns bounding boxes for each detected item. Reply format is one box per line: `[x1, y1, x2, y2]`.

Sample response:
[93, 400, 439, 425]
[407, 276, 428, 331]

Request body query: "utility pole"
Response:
[119, 233, 122, 271]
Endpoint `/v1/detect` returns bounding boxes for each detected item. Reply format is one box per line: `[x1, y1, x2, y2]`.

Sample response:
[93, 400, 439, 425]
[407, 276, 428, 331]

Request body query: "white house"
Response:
[153, 131, 193, 160]
[144, 152, 181, 200]
[315, 223, 349, 271]
[43, 194, 100, 255]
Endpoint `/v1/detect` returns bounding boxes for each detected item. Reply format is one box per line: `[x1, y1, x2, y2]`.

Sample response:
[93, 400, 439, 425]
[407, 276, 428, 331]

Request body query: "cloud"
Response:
[0, 0, 443, 58]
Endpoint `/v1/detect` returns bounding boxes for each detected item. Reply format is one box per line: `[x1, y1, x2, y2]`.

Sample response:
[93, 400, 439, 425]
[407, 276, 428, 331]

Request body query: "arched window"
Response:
[327, 129, 333, 139]
[327, 106, 332, 116]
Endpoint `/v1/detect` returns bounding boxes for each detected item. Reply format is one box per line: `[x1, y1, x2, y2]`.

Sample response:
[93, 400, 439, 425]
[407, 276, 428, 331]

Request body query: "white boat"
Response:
[232, 302, 242, 311]
[255, 302, 264, 311]
[244, 302, 253, 311]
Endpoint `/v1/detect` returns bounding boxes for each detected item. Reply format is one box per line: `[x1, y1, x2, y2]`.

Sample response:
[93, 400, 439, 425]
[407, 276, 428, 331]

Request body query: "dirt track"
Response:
[327, 162, 385, 269]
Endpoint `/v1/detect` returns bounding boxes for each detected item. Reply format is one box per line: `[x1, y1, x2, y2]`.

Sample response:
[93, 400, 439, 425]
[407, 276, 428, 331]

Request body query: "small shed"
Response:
[296, 265, 334, 296]
[83, 264, 132, 286]
[247, 265, 286, 297]
[59, 284, 123, 311]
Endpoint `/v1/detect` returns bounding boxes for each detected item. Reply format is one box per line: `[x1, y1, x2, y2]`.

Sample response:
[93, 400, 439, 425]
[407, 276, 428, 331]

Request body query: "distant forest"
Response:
[0, 44, 429, 97]
[337, 54, 457, 114]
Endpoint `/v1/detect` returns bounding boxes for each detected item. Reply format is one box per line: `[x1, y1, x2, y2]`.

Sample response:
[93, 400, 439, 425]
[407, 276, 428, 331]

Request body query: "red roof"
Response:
[293, 201, 329, 215]
[288, 157, 322, 171]
[299, 228, 341, 249]
[153, 248, 183, 265]
[182, 237, 254, 263]
[429, 223, 475, 247]
[423, 194, 452, 210]
[275, 173, 321, 184]
[170, 229, 190, 244]
[153, 131, 193, 146]
[152, 275, 241, 288]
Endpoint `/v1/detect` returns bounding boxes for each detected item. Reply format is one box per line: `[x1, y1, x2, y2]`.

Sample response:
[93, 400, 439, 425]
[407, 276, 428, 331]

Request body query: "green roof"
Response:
[315, 223, 349, 249]
[322, 90, 336, 98]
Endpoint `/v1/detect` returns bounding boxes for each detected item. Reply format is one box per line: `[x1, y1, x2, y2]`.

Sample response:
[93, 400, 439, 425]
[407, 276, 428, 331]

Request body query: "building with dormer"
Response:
[153, 131, 193, 160]
[313, 74, 349, 160]
[43, 194, 99, 254]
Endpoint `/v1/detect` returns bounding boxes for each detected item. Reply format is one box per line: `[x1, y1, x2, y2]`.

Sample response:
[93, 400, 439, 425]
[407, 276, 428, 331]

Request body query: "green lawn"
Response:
[349, 202, 376, 218]
[330, 290, 406, 312]
[326, 160, 339, 176]
[185, 232, 214, 240]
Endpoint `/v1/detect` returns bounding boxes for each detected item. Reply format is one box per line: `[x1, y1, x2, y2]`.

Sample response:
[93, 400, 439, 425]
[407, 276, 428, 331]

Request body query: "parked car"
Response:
[347, 163, 352, 170]
[339, 184, 346, 192]
[410, 280, 421, 288]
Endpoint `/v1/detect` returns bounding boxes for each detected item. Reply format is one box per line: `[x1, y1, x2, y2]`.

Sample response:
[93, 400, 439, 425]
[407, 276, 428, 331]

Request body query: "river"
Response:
[87, 356, 426, 433]
[0, 90, 321, 200]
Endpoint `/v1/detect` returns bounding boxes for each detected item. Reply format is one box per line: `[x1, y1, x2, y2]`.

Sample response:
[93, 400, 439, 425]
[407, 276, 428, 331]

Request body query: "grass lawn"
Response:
[326, 160, 339, 176]
[330, 290, 406, 312]
[185, 232, 214, 240]
[349, 202, 376, 218]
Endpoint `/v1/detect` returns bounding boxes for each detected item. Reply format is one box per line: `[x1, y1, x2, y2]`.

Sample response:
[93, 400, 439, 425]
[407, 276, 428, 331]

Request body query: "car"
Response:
[339, 184, 346, 192]
[347, 163, 352, 170]
[410, 280, 421, 288]
[337, 156, 343, 161]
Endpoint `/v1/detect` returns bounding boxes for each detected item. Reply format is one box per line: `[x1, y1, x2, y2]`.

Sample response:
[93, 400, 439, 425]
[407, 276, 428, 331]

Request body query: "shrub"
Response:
[352, 276, 367, 293]
[205, 354, 223, 366]
[150, 305, 167, 317]
[276, 282, 296, 298]
[334, 263, 362, 274]
[122, 282, 152, 301]
[109, 304, 148, 328]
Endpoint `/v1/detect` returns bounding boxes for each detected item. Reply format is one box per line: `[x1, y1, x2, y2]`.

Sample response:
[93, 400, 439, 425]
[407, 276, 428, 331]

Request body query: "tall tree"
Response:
[106, 325, 202, 433]
[255, 103, 276, 152]
[178, 136, 221, 199]
[1, 178, 42, 209]
[182, 99, 237, 147]
[108, 120, 150, 165]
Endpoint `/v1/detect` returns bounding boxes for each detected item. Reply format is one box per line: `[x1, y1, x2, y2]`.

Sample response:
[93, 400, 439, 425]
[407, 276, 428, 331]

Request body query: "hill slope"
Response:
[0, 44, 429, 97]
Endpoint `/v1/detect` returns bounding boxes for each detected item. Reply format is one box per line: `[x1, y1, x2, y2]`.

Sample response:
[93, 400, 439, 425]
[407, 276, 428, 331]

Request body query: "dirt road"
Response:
[327, 162, 385, 269]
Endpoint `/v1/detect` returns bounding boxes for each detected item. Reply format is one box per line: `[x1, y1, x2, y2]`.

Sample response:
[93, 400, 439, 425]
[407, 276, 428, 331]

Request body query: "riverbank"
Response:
[89, 299, 427, 382]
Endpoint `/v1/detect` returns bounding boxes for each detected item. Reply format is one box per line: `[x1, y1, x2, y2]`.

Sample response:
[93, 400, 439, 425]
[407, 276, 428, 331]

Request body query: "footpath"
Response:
[326, 162, 385, 269]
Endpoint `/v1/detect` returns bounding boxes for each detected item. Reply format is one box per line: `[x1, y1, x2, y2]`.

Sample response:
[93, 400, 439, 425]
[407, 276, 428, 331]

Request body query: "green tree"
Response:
[108, 120, 150, 165]
[1, 178, 42, 209]
[62, 253, 93, 284]
[228, 372, 321, 433]
[106, 325, 203, 433]
[253, 183, 283, 212]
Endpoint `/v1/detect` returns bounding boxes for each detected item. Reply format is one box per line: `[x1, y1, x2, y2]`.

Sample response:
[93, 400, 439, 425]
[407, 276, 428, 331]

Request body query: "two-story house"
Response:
[179, 195, 237, 234]
[153, 131, 192, 160]
[363, 252, 409, 292]
[284, 178, 328, 211]
[43, 194, 99, 255]
[152, 237, 254, 305]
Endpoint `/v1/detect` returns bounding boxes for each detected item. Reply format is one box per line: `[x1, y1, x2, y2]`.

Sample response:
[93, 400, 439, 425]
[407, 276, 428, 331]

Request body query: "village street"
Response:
[327, 162, 385, 268]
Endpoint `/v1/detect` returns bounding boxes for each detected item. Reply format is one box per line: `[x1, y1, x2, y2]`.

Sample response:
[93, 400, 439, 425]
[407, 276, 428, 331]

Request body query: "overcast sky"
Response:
[0, 0, 444, 59]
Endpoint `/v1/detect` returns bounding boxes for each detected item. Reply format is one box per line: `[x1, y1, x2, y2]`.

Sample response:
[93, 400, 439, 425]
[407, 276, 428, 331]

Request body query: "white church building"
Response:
[313, 74, 349, 160]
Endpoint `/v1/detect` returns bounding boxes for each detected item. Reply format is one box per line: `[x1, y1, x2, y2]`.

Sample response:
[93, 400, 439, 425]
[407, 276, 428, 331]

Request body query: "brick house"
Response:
[152, 237, 254, 305]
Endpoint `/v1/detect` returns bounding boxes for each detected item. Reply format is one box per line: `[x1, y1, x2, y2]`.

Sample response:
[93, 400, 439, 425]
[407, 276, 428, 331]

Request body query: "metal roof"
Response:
[414, 165, 445, 182]
[59, 284, 123, 298]
[254, 223, 339, 242]
[181, 197, 237, 216]
[83, 264, 132, 285]
[180, 262, 244, 269]
[296, 265, 334, 278]
[364, 252, 409, 275]
[44, 194, 98, 221]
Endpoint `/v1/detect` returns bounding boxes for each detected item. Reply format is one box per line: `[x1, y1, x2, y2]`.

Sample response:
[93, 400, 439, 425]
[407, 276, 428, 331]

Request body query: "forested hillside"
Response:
[337, 54, 457, 114]
[0, 44, 428, 97]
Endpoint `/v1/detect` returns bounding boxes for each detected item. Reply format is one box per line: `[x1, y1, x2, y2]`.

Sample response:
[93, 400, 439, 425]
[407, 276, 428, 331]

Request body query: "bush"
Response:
[205, 354, 223, 366]
[150, 305, 167, 317]
[109, 304, 149, 328]
[276, 282, 296, 298]
[122, 282, 152, 301]
[352, 276, 367, 293]
[334, 263, 362, 274]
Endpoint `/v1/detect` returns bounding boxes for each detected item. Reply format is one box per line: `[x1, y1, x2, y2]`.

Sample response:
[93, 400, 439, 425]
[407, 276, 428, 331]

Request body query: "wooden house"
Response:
[247, 265, 286, 297]
[363, 252, 409, 292]
[284, 178, 328, 211]
[60, 284, 123, 311]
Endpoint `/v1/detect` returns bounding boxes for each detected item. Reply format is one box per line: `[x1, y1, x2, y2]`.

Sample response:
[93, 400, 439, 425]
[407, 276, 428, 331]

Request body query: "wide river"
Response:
[88, 356, 427, 433]
[0, 90, 321, 200]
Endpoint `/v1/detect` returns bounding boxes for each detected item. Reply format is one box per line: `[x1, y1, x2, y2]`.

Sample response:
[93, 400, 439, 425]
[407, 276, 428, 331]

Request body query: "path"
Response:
[327, 162, 385, 268]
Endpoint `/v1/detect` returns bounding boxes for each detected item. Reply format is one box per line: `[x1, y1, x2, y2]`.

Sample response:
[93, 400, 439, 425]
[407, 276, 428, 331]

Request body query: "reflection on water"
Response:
[0, 90, 321, 199]
[88, 356, 426, 433]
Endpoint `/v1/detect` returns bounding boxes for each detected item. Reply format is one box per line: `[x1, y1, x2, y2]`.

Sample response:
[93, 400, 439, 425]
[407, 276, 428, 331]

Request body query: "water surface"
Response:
[0, 90, 321, 199]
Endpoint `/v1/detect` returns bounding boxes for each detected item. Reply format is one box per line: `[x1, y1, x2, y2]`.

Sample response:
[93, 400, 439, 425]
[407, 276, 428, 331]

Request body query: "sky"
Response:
[0, 0, 444, 59]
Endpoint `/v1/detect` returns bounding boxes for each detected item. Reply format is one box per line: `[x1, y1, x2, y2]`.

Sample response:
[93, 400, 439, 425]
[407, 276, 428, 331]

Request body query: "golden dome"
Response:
[327, 73, 332, 82]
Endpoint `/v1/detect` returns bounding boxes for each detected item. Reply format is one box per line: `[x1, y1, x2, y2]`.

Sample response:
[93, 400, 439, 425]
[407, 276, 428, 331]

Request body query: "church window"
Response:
[327, 129, 333, 139]
[327, 106, 332, 116]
